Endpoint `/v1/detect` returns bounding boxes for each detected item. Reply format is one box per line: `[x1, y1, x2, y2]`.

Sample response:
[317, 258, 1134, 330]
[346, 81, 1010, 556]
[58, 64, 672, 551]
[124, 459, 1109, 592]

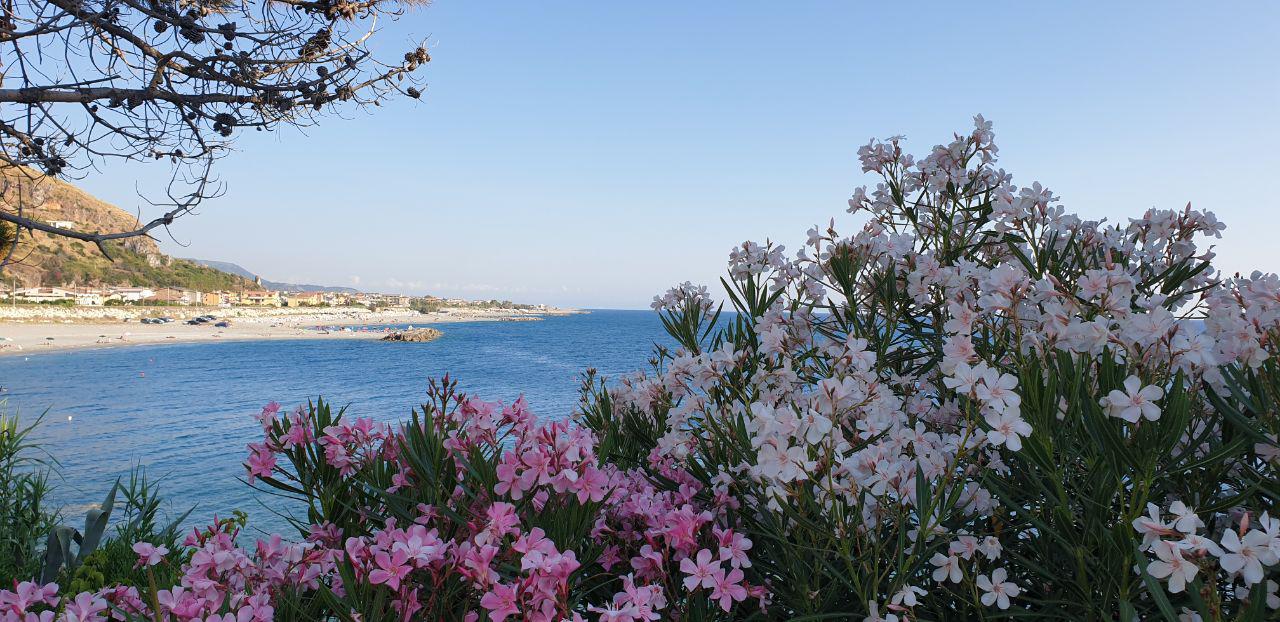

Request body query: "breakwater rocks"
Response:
[380, 328, 443, 343]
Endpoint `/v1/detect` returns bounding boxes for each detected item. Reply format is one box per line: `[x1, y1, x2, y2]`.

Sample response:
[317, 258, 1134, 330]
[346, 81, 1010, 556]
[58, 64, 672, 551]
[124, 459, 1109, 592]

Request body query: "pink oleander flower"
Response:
[0, 581, 60, 613]
[281, 413, 314, 447]
[484, 502, 520, 540]
[714, 527, 752, 569]
[368, 550, 411, 591]
[679, 548, 720, 591]
[255, 401, 281, 430]
[458, 542, 501, 587]
[571, 464, 610, 503]
[479, 583, 519, 622]
[244, 442, 276, 483]
[61, 591, 108, 622]
[708, 567, 748, 611]
[132, 541, 169, 567]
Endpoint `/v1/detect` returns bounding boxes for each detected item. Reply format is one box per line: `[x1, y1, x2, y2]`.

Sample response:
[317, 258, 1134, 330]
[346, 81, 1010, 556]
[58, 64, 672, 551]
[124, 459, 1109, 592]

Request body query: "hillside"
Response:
[0, 169, 254, 291]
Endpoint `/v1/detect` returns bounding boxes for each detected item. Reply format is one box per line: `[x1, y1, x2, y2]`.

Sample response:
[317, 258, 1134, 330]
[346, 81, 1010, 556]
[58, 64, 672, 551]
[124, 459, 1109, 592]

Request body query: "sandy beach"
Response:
[0, 306, 582, 356]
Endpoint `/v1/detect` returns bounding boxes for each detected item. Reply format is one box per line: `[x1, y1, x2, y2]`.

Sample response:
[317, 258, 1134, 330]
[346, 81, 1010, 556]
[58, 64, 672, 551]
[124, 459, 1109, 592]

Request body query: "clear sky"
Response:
[75, 1, 1279, 309]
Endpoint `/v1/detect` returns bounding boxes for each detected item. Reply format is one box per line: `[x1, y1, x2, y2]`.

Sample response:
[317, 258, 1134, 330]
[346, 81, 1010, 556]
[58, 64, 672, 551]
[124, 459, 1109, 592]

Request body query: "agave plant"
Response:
[40, 479, 117, 584]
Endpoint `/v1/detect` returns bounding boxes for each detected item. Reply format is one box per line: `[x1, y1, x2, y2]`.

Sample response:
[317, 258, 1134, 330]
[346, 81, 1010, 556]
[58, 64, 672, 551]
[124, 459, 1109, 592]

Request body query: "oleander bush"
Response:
[586, 117, 1280, 620]
[3, 118, 1279, 621]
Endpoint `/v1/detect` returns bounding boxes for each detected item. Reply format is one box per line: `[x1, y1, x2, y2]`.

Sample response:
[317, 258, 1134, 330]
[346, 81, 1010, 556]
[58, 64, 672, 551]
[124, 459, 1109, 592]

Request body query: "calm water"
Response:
[0, 310, 665, 534]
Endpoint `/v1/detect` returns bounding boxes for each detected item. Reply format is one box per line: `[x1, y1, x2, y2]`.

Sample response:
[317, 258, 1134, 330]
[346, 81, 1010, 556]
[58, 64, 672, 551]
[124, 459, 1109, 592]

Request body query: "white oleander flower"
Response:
[1168, 501, 1204, 534]
[1148, 541, 1197, 593]
[1102, 376, 1164, 423]
[1218, 528, 1277, 585]
[976, 567, 1020, 609]
[929, 552, 963, 584]
[890, 585, 926, 607]
[984, 410, 1031, 452]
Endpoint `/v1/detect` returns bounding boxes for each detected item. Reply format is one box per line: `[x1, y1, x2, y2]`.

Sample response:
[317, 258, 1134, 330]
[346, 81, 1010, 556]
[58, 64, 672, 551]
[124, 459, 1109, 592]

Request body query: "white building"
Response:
[111, 287, 156, 302]
[74, 291, 104, 306]
[15, 287, 76, 303]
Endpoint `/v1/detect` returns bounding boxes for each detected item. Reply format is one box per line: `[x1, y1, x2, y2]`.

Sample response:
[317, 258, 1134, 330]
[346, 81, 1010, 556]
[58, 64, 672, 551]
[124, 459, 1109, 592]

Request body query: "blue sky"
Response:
[77, 1, 1279, 309]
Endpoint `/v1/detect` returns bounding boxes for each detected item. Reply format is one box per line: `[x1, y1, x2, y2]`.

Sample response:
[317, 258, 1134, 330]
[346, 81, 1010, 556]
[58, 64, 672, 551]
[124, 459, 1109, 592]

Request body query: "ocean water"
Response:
[0, 310, 665, 534]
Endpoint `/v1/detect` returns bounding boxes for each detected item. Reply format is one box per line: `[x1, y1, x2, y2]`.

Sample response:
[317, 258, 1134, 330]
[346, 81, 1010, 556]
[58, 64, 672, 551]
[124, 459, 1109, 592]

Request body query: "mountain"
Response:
[0, 168, 254, 291]
[183, 259, 360, 293]
[185, 259, 256, 280]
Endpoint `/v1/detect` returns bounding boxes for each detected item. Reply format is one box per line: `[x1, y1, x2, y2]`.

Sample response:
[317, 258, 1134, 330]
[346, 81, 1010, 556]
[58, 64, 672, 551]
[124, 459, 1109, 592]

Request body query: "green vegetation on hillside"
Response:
[39, 241, 251, 291]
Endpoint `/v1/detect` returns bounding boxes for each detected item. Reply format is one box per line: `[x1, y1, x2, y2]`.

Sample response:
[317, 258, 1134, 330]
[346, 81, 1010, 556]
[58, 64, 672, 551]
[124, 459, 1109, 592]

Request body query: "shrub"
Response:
[243, 381, 764, 620]
[582, 117, 1280, 620]
[1, 407, 189, 598]
[0, 405, 58, 585]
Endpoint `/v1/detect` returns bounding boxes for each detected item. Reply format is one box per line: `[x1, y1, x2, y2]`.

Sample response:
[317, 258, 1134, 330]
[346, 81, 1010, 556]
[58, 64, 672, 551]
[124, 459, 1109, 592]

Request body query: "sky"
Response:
[74, 1, 1280, 309]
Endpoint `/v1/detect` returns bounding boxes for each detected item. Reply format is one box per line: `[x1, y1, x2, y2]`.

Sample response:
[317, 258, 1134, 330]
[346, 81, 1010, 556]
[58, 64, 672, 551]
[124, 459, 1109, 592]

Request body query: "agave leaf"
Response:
[40, 525, 75, 583]
[76, 478, 119, 564]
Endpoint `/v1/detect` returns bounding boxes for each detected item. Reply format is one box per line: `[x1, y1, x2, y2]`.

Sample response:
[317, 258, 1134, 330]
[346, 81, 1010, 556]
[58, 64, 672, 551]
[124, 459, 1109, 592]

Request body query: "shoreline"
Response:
[0, 306, 584, 357]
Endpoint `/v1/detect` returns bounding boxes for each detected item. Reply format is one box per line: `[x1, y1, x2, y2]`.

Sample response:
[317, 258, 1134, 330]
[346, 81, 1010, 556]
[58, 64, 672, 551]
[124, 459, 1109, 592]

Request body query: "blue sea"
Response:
[0, 310, 666, 535]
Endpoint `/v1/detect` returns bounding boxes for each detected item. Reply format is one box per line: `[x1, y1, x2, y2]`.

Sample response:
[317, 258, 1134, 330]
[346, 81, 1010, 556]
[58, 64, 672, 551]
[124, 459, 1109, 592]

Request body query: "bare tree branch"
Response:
[0, 0, 431, 270]
[0, 87, 261, 104]
[0, 200, 187, 259]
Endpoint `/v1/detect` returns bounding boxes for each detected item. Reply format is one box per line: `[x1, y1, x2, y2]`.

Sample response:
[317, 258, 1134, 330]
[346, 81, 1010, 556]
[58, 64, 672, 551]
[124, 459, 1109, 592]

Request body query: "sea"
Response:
[0, 310, 667, 536]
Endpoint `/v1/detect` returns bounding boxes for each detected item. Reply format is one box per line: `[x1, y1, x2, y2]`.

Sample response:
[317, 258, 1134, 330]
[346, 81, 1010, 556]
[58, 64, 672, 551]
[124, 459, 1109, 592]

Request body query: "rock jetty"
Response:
[380, 328, 443, 343]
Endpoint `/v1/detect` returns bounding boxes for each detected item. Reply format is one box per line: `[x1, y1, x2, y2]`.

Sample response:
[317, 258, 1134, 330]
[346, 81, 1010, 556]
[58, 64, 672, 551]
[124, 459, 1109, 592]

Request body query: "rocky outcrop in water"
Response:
[380, 328, 442, 343]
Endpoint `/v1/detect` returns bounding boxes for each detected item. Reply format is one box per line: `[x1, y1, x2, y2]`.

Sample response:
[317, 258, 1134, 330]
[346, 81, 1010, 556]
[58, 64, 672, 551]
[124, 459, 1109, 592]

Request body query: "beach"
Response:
[0, 305, 582, 356]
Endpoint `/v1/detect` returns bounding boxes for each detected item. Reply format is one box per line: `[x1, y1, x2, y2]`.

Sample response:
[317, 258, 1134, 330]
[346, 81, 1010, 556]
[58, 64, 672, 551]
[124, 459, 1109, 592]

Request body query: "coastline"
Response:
[0, 305, 583, 357]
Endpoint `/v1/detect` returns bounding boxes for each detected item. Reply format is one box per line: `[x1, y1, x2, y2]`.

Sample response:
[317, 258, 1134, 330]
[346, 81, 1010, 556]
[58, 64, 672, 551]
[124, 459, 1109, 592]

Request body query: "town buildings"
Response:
[238, 290, 282, 306]
[5, 282, 492, 312]
[13, 287, 76, 303]
[282, 291, 326, 307]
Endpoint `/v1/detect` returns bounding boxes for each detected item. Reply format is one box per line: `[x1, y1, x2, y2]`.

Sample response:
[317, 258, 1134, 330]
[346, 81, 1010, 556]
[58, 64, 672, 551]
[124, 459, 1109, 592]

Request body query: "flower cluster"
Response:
[1, 518, 325, 622]
[246, 379, 763, 621]
[1135, 502, 1280, 596]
